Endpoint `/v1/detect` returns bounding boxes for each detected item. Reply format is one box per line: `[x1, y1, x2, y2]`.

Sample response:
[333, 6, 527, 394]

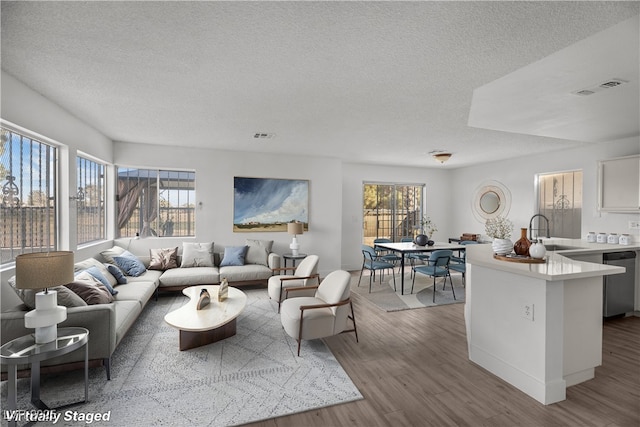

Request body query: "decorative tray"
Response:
[493, 254, 546, 264]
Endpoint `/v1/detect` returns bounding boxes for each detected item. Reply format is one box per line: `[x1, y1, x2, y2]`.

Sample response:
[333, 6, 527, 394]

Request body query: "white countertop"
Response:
[536, 238, 640, 255]
[466, 240, 633, 282]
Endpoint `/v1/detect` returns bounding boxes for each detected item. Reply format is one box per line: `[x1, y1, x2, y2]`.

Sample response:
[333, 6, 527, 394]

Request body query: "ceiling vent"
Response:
[572, 78, 629, 96]
[253, 133, 276, 139]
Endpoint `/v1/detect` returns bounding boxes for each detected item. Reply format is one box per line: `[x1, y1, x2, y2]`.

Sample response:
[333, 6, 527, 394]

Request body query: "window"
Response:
[77, 155, 105, 244]
[535, 170, 582, 239]
[117, 168, 195, 237]
[363, 183, 424, 245]
[1, 127, 57, 264]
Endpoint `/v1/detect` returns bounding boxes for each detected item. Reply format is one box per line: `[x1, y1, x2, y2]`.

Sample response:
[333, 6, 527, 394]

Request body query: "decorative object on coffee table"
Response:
[218, 278, 229, 302]
[196, 288, 210, 310]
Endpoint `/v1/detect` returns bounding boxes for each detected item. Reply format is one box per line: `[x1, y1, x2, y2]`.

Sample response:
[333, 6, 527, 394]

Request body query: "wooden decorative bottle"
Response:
[513, 228, 531, 256]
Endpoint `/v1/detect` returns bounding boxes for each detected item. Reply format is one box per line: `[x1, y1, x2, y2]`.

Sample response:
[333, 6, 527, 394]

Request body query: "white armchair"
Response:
[280, 270, 358, 356]
[268, 255, 319, 312]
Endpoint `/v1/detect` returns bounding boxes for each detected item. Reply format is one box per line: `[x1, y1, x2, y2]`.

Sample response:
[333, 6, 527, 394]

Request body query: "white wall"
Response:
[114, 142, 343, 277]
[1, 71, 113, 162]
[341, 163, 453, 271]
[1, 71, 115, 309]
[450, 136, 640, 243]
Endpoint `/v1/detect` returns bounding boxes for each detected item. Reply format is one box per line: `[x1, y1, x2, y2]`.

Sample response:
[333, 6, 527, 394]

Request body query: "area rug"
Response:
[1, 289, 362, 426]
[351, 270, 466, 312]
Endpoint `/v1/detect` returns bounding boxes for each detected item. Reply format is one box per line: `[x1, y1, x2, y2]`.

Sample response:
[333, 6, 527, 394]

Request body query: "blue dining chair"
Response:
[400, 237, 428, 276]
[373, 238, 402, 268]
[358, 245, 396, 293]
[411, 249, 454, 302]
[449, 241, 477, 286]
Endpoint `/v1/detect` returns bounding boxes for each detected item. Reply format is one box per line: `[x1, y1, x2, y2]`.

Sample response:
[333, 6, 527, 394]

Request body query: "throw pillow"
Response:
[83, 266, 119, 295]
[149, 247, 179, 270]
[220, 245, 249, 267]
[100, 246, 127, 265]
[113, 252, 147, 277]
[64, 275, 114, 305]
[244, 239, 273, 266]
[181, 242, 214, 267]
[105, 263, 128, 284]
[74, 257, 118, 288]
[8, 276, 87, 309]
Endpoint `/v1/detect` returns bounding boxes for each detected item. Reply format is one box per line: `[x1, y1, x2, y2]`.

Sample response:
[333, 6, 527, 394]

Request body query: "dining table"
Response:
[374, 241, 466, 295]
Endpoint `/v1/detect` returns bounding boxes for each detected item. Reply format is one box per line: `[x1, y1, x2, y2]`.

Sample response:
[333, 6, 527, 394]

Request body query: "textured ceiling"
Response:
[1, 1, 639, 168]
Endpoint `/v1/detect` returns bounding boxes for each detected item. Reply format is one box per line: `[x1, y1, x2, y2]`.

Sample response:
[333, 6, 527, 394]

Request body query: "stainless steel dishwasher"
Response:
[603, 251, 636, 317]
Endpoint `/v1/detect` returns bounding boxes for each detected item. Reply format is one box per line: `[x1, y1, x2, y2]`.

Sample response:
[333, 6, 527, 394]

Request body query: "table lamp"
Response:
[16, 251, 74, 343]
[287, 222, 304, 256]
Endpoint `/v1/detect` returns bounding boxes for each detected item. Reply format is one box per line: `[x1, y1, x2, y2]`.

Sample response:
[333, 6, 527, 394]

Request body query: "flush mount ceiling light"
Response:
[431, 152, 452, 164]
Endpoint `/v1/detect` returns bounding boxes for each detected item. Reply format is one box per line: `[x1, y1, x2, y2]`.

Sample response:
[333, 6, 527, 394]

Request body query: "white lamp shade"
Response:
[15, 251, 74, 290]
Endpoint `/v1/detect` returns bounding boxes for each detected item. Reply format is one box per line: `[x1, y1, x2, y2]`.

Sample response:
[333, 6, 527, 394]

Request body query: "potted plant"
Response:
[415, 215, 437, 246]
[485, 216, 514, 255]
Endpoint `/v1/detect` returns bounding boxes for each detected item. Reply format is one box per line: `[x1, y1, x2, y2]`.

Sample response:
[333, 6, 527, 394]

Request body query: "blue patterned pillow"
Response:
[82, 266, 118, 295]
[113, 252, 146, 277]
[105, 263, 127, 284]
[220, 246, 249, 267]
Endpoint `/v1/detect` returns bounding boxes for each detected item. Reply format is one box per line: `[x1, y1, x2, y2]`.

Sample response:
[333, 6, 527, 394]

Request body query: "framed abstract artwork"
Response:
[233, 177, 309, 232]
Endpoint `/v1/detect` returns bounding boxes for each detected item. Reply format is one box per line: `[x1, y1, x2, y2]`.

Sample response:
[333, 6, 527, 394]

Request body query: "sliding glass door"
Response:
[363, 183, 424, 246]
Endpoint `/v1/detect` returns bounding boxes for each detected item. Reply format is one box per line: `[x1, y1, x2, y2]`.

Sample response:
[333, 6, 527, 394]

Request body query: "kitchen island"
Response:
[464, 242, 628, 405]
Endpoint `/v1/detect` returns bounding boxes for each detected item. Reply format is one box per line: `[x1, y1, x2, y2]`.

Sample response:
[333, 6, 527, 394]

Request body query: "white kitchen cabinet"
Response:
[598, 154, 640, 212]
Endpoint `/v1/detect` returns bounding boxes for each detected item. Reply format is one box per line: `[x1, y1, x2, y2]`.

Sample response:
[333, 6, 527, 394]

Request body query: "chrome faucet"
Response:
[529, 214, 550, 240]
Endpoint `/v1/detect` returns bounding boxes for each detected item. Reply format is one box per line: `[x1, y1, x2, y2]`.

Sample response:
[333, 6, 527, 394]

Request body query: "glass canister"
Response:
[587, 232, 596, 243]
[596, 232, 607, 243]
[607, 233, 618, 244]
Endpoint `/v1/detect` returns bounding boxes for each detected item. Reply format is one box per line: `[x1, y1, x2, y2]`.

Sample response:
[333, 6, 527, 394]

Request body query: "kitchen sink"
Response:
[544, 244, 582, 251]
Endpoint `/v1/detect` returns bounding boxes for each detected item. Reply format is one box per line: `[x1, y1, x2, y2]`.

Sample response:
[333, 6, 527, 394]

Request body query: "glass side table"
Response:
[282, 253, 307, 269]
[1, 327, 89, 426]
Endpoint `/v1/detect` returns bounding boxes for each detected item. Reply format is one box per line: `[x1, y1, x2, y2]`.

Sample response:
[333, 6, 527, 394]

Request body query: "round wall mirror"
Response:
[472, 181, 511, 222]
[479, 190, 500, 214]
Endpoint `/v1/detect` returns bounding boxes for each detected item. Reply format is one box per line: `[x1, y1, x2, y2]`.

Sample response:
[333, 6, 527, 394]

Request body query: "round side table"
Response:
[282, 253, 307, 269]
[1, 327, 89, 426]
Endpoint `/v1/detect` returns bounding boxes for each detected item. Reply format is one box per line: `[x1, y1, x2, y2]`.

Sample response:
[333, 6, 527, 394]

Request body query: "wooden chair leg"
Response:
[349, 301, 359, 343]
[298, 309, 305, 357]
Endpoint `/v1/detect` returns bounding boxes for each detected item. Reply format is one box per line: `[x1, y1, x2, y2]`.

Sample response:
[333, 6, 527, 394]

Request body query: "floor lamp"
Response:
[16, 251, 74, 344]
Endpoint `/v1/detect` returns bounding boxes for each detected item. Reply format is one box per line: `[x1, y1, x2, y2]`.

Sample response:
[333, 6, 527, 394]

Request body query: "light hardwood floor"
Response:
[245, 273, 640, 427]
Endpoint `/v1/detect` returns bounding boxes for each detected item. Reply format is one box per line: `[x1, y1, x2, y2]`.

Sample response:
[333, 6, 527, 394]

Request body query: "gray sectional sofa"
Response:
[1, 240, 280, 379]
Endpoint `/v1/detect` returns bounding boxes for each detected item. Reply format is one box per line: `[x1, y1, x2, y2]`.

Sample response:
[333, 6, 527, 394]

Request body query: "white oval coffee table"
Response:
[164, 285, 247, 351]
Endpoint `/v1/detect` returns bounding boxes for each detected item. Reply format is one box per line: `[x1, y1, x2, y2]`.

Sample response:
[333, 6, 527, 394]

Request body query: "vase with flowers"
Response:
[414, 215, 437, 246]
[485, 216, 514, 255]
